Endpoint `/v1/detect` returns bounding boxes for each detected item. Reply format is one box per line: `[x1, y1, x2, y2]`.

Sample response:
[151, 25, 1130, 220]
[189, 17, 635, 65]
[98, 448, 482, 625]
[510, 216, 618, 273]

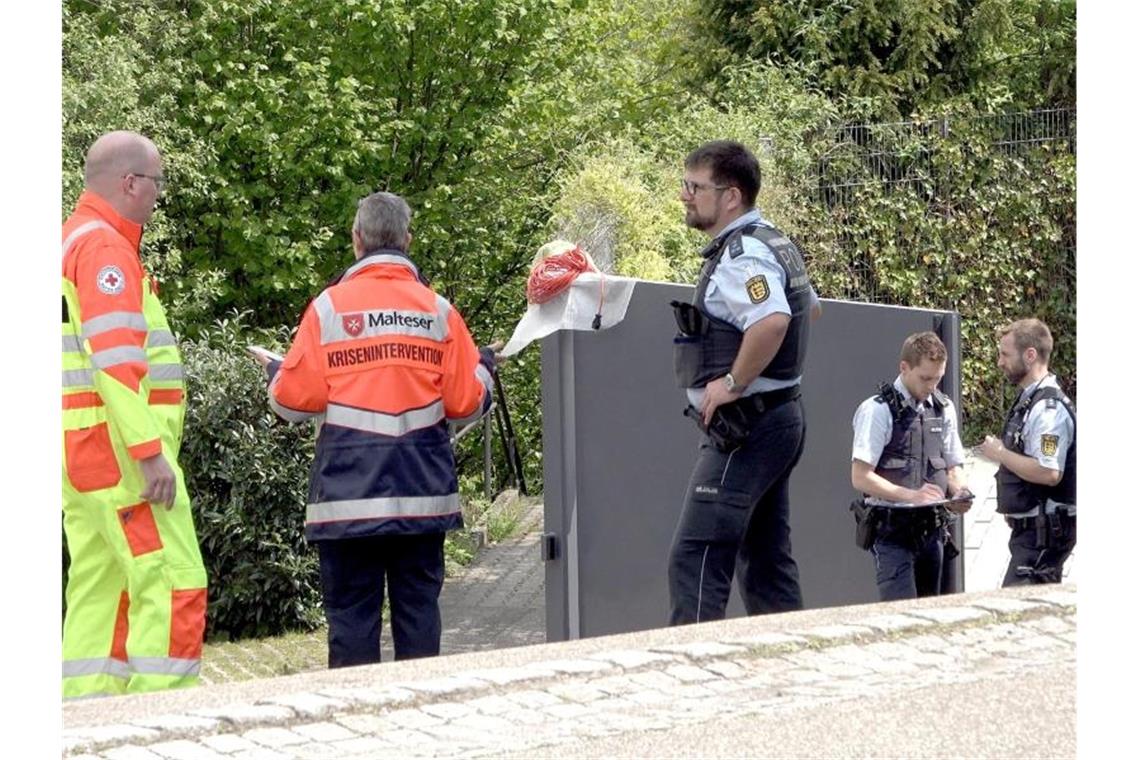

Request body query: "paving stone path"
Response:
[434, 501, 546, 659]
[63, 587, 1076, 759]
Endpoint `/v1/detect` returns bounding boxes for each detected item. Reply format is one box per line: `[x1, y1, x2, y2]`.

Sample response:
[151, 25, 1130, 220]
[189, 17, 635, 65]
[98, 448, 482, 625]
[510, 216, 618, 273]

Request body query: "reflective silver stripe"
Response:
[314, 290, 449, 344]
[307, 493, 461, 524]
[148, 363, 184, 381]
[90, 345, 148, 369]
[343, 253, 420, 280]
[475, 363, 494, 394]
[450, 371, 491, 426]
[449, 403, 488, 427]
[325, 400, 444, 436]
[435, 294, 452, 335]
[268, 372, 320, 423]
[313, 291, 337, 333]
[127, 656, 200, 678]
[62, 657, 131, 680]
[62, 369, 94, 388]
[62, 220, 113, 256]
[62, 335, 83, 353]
[147, 329, 177, 347]
[82, 311, 149, 339]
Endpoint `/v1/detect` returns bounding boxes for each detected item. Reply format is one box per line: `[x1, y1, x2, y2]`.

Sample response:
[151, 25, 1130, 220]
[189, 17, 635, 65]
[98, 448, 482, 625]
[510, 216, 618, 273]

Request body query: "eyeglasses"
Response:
[126, 173, 167, 193]
[680, 179, 730, 196]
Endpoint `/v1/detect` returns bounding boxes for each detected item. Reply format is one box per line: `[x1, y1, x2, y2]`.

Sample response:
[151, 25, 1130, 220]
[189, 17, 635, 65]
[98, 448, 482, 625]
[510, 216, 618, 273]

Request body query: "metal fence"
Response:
[801, 107, 1077, 428]
[808, 108, 1075, 307]
[814, 108, 1075, 208]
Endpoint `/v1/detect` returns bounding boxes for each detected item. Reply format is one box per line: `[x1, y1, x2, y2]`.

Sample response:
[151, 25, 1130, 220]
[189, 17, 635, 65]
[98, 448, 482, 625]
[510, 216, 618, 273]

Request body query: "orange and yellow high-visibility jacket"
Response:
[62, 190, 186, 481]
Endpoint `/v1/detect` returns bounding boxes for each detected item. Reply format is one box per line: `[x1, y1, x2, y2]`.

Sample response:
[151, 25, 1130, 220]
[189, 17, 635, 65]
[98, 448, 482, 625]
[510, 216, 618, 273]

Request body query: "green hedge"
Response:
[790, 109, 1076, 439]
[179, 317, 323, 639]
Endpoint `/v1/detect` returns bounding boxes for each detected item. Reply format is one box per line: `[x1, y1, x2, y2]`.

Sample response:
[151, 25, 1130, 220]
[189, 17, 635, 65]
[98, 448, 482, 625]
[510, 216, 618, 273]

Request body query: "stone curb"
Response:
[62, 587, 1076, 757]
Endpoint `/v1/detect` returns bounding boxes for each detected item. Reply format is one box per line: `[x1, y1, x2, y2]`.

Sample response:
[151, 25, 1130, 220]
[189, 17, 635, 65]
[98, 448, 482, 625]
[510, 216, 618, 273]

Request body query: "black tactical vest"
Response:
[870, 384, 950, 497]
[672, 223, 812, 389]
[996, 383, 1077, 514]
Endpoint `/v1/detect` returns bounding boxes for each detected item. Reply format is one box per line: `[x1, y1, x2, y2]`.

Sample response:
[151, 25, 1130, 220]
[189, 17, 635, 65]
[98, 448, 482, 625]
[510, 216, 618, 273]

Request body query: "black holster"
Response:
[684, 403, 752, 452]
[682, 387, 800, 453]
[850, 499, 880, 551]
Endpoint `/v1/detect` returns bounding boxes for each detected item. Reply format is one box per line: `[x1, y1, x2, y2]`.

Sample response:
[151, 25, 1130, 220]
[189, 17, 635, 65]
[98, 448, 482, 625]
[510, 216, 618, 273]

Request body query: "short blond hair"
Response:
[900, 331, 947, 367]
[998, 318, 1053, 363]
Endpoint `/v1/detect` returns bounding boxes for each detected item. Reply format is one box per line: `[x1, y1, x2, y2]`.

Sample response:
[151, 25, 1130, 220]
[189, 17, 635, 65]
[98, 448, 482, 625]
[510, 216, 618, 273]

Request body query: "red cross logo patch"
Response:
[96, 265, 126, 295]
[342, 313, 364, 337]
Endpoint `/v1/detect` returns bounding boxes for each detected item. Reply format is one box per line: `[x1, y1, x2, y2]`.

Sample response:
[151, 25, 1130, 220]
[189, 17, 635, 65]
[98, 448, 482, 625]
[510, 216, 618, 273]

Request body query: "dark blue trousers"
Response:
[871, 524, 945, 601]
[317, 532, 445, 668]
[1002, 514, 1076, 586]
[668, 398, 806, 625]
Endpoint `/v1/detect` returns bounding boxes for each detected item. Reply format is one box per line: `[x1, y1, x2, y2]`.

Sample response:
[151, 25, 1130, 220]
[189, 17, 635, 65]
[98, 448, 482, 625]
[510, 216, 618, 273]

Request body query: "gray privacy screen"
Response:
[541, 280, 962, 641]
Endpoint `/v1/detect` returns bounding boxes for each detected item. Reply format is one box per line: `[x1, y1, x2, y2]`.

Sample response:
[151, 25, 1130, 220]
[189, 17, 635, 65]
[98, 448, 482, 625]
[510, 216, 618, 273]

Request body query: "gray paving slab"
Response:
[379, 501, 545, 662]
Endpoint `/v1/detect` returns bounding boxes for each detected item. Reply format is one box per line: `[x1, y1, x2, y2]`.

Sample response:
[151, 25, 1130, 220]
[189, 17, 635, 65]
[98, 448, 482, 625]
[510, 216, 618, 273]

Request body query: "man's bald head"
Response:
[83, 131, 164, 224]
[84, 131, 158, 186]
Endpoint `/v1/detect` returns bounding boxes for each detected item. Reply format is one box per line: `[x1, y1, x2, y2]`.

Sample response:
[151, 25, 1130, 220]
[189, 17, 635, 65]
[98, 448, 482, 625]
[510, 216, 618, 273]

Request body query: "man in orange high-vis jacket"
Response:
[254, 191, 495, 667]
[62, 131, 207, 698]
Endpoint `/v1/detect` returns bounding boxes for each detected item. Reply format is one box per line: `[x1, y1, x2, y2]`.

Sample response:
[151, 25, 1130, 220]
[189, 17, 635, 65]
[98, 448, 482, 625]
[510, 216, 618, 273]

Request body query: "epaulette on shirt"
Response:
[726, 231, 747, 259]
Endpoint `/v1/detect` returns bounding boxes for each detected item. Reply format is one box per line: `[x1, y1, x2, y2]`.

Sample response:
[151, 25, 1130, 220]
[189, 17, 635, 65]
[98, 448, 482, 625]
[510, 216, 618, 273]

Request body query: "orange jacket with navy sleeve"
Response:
[268, 250, 494, 541]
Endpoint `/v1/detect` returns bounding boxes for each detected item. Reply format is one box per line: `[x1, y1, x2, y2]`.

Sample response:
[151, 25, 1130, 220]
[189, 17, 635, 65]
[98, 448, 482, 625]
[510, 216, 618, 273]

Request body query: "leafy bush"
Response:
[179, 316, 322, 640]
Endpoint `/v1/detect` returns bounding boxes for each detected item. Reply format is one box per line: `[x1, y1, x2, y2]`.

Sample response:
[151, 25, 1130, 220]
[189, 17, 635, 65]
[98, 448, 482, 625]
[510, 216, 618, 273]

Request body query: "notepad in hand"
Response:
[247, 345, 284, 362]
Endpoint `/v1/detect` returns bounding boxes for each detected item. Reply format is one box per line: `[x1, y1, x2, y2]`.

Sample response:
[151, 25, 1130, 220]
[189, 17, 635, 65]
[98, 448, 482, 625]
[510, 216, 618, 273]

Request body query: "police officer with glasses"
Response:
[667, 140, 822, 625]
[977, 318, 1075, 586]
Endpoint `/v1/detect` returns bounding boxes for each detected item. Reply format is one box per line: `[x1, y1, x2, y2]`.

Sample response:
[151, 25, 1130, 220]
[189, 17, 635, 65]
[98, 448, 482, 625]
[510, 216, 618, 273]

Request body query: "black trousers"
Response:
[317, 532, 445, 668]
[1002, 513, 1076, 586]
[668, 397, 806, 625]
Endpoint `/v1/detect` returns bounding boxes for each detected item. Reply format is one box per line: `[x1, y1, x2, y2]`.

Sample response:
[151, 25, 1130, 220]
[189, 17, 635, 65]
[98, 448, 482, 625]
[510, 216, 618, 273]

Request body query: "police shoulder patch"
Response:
[1040, 434, 1059, 457]
[96, 265, 126, 295]
[745, 275, 769, 304]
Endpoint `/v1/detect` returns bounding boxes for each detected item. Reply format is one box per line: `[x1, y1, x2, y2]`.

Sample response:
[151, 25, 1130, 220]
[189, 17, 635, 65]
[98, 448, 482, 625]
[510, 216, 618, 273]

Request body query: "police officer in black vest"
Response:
[668, 140, 822, 625]
[851, 332, 973, 601]
[977, 318, 1075, 585]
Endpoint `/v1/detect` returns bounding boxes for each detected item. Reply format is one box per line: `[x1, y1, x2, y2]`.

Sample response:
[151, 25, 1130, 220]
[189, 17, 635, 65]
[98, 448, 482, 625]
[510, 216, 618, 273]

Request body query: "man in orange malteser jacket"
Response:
[251, 191, 497, 667]
[62, 131, 207, 698]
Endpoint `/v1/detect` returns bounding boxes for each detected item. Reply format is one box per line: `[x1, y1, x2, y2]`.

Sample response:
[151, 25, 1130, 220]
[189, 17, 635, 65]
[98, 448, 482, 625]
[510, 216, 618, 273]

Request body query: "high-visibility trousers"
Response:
[62, 434, 207, 699]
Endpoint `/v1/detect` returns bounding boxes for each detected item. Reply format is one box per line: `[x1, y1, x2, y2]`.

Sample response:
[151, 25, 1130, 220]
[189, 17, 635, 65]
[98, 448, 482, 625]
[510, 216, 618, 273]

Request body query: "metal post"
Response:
[483, 410, 493, 501]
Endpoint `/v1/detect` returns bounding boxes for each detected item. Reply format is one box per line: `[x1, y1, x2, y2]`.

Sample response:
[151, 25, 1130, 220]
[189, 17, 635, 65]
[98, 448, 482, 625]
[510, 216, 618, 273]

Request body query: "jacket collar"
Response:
[74, 190, 143, 252]
[339, 248, 429, 286]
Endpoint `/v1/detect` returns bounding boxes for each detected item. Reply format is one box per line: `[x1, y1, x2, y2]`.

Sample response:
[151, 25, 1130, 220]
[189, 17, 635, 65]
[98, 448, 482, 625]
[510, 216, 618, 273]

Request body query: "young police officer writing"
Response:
[977, 318, 1075, 585]
[850, 331, 973, 601]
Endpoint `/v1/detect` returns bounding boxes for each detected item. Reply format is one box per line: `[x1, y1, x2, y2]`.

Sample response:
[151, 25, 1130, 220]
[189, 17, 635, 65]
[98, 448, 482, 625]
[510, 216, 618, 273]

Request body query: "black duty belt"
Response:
[878, 506, 941, 529]
[1006, 511, 1076, 531]
[737, 385, 801, 415]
